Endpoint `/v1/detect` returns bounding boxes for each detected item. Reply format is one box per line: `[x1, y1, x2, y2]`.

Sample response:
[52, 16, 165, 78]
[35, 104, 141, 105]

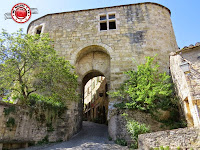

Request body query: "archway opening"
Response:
[82, 71, 108, 124]
[75, 45, 111, 127]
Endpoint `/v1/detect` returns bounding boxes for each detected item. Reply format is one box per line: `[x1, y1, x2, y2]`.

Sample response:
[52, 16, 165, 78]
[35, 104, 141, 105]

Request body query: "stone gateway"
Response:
[27, 2, 178, 139]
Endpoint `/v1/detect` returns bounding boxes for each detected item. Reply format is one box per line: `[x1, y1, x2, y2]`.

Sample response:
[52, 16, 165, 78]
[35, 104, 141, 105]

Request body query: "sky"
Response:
[0, 0, 199, 49]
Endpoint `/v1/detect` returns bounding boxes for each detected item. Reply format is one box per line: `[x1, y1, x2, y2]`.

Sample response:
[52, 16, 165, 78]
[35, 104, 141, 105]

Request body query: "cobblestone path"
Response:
[21, 121, 128, 150]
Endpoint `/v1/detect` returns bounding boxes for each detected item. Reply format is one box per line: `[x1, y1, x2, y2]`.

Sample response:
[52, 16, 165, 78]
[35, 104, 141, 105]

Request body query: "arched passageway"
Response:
[75, 45, 110, 125]
[83, 74, 108, 124]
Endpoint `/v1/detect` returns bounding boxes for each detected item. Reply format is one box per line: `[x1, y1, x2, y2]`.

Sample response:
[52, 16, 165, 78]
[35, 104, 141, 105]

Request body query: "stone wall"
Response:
[108, 109, 169, 141]
[138, 127, 200, 149]
[27, 2, 178, 139]
[0, 101, 81, 149]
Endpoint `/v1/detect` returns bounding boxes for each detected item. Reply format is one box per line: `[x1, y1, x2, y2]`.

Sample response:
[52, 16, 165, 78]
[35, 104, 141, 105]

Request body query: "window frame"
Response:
[98, 12, 117, 32]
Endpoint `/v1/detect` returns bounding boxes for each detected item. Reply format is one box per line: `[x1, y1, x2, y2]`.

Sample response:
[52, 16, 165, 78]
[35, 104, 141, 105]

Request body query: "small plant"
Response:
[37, 135, 49, 145]
[160, 146, 164, 150]
[6, 117, 15, 128]
[4, 106, 15, 116]
[122, 113, 150, 149]
[113, 102, 126, 109]
[153, 146, 170, 150]
[46, 122, 54, 132]
[164, 146, 170, 150]
[176, 146, 181, 150]
[108, 136, 112, 141]
[114, 138, 127, 146]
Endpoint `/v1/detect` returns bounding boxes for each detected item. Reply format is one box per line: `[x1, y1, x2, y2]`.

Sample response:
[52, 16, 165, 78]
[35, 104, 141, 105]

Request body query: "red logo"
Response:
[11, 3, 31, 23]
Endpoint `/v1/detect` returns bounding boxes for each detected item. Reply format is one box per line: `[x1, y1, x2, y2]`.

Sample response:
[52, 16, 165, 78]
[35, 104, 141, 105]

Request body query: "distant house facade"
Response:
[84, 76, 108, 124]
[170, 43, 200, 127]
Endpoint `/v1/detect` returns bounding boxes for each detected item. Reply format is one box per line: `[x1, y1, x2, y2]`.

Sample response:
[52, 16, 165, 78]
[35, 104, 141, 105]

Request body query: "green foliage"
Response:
[108, 136, 112, 141]
[109, 56, 184, 129]
[0, 29, 78, 105]
[37, 135, 49, 145]
[165, 146, 170, 150]
[109, 56, 174, 112]
[28, 93, 66, 126]
[122, 113, 150, 149]
[46, 122, 54, 132]
[6, 117, 15, 127]
[152, 146, 170, 150]
[29, 93, 66, 108]
[4, 106, 15, 116]
[113, 102, 126, 109]
[114, 138, 127, 146]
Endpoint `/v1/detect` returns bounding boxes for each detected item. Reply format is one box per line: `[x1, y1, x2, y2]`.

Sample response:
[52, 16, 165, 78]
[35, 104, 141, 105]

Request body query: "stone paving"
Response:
[21, 121, 128, 150]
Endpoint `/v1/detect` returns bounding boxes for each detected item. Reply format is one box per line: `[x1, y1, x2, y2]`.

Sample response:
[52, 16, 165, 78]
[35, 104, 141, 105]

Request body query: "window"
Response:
[36, 26, 42, 35]
[34, 24, 44, 35]
[109, 21, 116, 29]
[99, 13, 116, 31]
[109, 14, 115, 19]
[36, 28, 42, 35]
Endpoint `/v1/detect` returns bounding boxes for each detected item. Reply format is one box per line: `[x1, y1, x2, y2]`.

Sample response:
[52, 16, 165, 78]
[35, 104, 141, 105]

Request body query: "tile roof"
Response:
[176, 42, 200, 54]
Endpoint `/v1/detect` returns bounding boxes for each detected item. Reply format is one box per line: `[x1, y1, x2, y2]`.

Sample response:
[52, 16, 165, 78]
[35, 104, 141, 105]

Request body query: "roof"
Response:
[27, 2, 171, 33]
[176, 42, 200, 54]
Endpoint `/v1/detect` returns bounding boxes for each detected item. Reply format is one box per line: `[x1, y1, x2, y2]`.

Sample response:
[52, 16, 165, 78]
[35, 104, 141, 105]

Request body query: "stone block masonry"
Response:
[138, 127, 200, 149]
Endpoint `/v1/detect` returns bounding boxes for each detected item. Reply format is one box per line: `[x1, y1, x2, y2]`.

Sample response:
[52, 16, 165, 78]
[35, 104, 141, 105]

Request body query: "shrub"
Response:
[114, 138, 127, 146]
[122, 113, 150, 149]
[109, 56, 174, 112]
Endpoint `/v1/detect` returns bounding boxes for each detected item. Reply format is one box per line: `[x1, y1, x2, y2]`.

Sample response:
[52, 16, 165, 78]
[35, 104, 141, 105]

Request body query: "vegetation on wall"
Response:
[0, 29, 78, 105]
[109, 56, 174, 112]
[114, 138, 127, 146]
[109, 56, 186, 143]
[122, 113, 150, 149]
[109, 56, 182, 115]
[3, 106, 15, 116]
[6, 117, 15, 128]
[28, 93, 67, 127]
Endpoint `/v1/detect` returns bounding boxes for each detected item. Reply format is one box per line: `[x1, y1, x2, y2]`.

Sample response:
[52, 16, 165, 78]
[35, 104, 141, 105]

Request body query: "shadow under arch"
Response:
[82, 70, 104, 88]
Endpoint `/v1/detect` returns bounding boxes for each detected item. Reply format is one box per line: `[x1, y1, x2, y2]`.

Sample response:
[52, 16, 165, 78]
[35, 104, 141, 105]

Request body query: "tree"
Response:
[0, 29, 78, 104]
[109, 56, 174, 112]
